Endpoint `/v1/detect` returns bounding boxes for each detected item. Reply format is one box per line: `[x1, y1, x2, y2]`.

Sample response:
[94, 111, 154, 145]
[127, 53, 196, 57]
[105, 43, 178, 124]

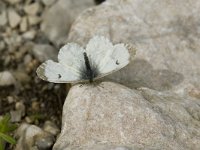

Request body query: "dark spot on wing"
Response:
[116, 60, 120, 65]
[58, 74, 61, 79]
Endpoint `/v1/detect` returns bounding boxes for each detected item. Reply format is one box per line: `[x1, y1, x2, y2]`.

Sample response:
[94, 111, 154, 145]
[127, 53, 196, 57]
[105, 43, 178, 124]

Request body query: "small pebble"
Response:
[15, 123, 29, 138]
[26, 59, 38, 73]
[43, 121, 60, 136]
[0, 10, 7, 26]
[13, 71, 31, 84]
[0, 71, 16, 86]
[0, 41, 5, 51]
[25, 116, 33, 123]
[20, 17, 28, 32]
[28, 15, 42, 26]
[31, 101, 40, 112]
[15, 101, 25, 117]
[35, 134, 55, 150]
[22, 30, 36, 40]
[8, 9, 21, 28]
[15, 123, 55, 150]
[4, 32, 22, 50]
[24, 3, 41, 15]
[7, 96, 15, 104]
[10, 110, 22, 122]
[41, 0, 56, 6]
[4, 0, 22, 5]
[24, 54, 32, 64]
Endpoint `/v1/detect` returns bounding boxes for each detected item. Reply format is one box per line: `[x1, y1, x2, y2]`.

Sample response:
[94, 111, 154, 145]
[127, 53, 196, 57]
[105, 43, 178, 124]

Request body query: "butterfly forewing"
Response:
[58, 43, 85, 75]
[86, 36, 114, 71]
[86, 36, 130, 79]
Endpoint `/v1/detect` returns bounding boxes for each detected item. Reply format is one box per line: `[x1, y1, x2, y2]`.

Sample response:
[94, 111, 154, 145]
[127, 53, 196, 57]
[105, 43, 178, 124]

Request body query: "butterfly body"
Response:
[82, 52, 99, 83]
[36, 36, 131, 84]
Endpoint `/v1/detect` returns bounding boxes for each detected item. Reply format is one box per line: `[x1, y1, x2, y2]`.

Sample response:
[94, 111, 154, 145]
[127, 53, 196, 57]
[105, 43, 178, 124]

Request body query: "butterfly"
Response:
[36, 36, 130, 83]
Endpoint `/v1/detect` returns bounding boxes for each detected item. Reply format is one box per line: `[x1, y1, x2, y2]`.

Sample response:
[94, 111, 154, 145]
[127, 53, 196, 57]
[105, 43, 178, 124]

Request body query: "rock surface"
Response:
[67, 0, 200, 94]
[53, 82, 200, 150]
[0, 0, 199, 149]
[54, 0, 200, 149]
[41, 0, 95, 45]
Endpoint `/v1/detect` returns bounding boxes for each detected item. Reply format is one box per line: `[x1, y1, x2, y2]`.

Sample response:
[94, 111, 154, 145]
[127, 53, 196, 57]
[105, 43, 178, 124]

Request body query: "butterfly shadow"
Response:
[106, 59, 184, 91]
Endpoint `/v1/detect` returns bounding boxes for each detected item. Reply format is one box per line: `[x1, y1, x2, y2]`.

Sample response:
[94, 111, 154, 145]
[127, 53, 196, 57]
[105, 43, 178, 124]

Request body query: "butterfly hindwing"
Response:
[36, 60, 81, 83]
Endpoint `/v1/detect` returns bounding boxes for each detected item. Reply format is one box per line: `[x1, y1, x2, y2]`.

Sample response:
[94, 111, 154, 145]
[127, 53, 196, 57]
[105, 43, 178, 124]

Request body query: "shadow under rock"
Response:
[106, 59, 184, 91]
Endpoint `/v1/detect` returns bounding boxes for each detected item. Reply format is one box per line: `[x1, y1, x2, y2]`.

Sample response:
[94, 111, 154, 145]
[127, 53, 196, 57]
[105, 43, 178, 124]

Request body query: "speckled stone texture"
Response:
[53, 82, 200, 150]
[54, 0, 200, 149]
[41, 0, 95, 46]
[67, 0, 200, 94]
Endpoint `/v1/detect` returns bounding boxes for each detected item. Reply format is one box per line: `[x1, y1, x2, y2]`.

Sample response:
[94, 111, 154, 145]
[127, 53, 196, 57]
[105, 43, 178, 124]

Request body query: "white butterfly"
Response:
[36, 36, 130, 83]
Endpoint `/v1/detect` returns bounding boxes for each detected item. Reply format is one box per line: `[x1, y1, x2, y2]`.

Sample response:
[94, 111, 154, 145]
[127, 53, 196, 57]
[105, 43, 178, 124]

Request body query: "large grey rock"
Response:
[41, 0, 95, 46]
[54, 0, 200, 149]
[53, 82, 200, 150]
[67, 0, 200, 94]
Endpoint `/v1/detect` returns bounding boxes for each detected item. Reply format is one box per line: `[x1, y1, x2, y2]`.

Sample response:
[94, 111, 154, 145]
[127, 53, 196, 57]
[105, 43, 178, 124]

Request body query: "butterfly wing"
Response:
[36, 60, 80, 83]
[85, 36, 113, 70]
[85, 36, 130, 79]
[58, 43, 85, 75]
[36, 43, 87, 83]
